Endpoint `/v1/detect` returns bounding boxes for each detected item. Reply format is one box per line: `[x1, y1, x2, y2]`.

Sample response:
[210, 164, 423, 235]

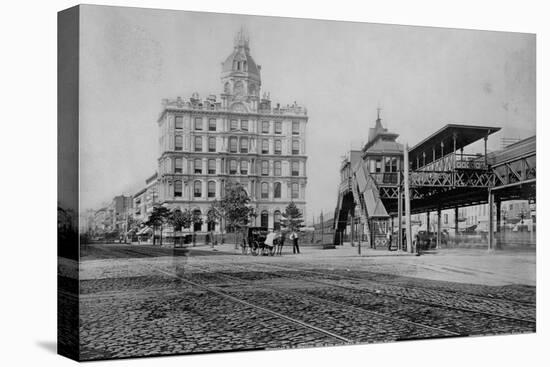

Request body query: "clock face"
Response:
[234, 80, 244, 97]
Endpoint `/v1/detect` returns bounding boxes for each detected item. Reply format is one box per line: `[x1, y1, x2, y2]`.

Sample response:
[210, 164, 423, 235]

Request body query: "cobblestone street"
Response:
[71, 243, 536, 360]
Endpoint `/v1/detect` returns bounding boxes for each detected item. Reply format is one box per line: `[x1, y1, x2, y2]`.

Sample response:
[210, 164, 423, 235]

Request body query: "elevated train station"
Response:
[334, 112, 536, 252]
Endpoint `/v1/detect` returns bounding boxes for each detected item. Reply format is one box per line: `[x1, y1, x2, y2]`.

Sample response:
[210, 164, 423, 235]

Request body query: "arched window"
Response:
[208, 137, 216, 152]
[174, 158, 182, 173]
[292, 161, 300, 176]
[274, 210, 281, 231]
[292, 121, 300, 135]
[229, 137, 238, 152]
[208, 159, 216, 174]
[261, 160, 269, 176]
[260, 211, 269, 228]
[175, 135, 183, 151]
[175, 116, 183, 130]
[208, 181, 216, 198]
[240, 137, 248, 153]
[208, 118, 216, 131]
[229, 160, 237, 174]
[240, 160, 248, 175]
[261, 139, 269, 154]
[194, 136, 203, 152]
[194, 159, 202, 174]
[291, 183, 299, 199]
[274, 140, 282, 154]
[193, 209, 202, 232]
[194, 117, 203, 130]
[194, 181, 202, 198]
[292, 139, 300, 155]
[274, 121, 282, 134]
[174, 180, 183, 197]
[274, 182, 282, 199]
[274, 161, 281, 176]
[261, 182, 269, 199]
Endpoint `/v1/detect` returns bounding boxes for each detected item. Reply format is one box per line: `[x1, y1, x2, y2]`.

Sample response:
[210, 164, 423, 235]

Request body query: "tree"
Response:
[145, 205, 171, 246]
[281, 201, 305, 233]
[170, 209, 192, 246]
[215, 182, 253, 246]
[126, 215, 142, 243]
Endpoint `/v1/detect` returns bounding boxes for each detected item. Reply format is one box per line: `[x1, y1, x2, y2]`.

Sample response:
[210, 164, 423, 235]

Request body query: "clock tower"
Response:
[220, 28, 262, 111]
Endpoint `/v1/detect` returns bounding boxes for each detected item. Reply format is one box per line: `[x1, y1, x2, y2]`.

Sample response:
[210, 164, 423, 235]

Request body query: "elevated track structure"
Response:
[334, 123, 535, 251]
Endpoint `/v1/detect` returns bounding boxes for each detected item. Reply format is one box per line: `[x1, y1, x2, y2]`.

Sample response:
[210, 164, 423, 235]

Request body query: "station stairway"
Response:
[333, 161, 389, 246]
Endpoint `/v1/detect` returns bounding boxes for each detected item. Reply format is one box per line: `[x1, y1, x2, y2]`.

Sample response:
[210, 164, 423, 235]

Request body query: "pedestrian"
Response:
[264, 230, 276, 256]
[277, 231, 286, 256]
[386, 231, 392, 250]
[291, 231, 300, 254]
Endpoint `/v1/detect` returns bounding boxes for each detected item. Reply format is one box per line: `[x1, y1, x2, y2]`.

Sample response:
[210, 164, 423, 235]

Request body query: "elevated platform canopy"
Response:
[409, 124, 500, 169]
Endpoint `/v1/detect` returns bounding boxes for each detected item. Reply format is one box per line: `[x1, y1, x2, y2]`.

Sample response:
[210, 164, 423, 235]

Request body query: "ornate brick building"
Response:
[155, 30, 308, 232]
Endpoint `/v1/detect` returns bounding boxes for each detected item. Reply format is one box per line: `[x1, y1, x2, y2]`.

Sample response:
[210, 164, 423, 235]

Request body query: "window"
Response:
[194, 159, 202, 174]
[229, 137, 238, 153]
[230, 120, 238, 131]
[375, 159, 382, 173]
[274, 210, 281, 230]
[274, 140, 282, 154]
[262, 121, 269, 134]
[174, 158, 182, 173]
[240, 120, 248, 131]
[240, 160, 248, 175]
[193, 209, 202, 231]
[240, 137, 248, 153]
[292, 140, 300, 155]
[391, 157, 398, 172]
[208, 181, 216, 198]
[384, 157, 392, 172]
[444, 214, 448, 224]
[175, 116, 183, 130]
[194, 136, 202, 152]
[292, 161, 300, 176]
[274, 121, 282, 134]
[175, 135, 183, 151]
[194, 117, 203, 130]
[229, 160, 237, 174]
[260, 211, 268, 228]
[208, 137, 216, 152]
[292, 121, 300, 135]
[262, 139, 269, 154]
[208, 159, 216, 174]
[274, 161, 281, 176]
[174, 180, 183, 197]
[274, 182, 281, 199]
[261, 161, 269, 176]
[291, 183, 299, 199]
[261, 183, 269, 199]
[194, 181, 202, 198]
[208, 118, 216, 131]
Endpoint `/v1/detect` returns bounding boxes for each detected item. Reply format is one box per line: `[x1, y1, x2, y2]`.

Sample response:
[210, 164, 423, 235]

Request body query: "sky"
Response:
[79, 5, 536, 220]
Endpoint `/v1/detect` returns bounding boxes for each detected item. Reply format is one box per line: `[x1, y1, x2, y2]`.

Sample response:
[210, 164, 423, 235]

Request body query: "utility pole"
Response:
[404, 144, 413, 253]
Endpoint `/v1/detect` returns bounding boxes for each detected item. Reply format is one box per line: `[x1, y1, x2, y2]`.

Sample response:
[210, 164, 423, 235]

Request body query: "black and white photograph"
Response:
[54, 3, 541, 361]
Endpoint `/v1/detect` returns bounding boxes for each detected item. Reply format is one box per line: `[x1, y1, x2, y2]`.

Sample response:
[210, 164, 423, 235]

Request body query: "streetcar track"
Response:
[95, 244, 354, 344]
[249, 262, 536, 324]
[183, 263, 461, 337]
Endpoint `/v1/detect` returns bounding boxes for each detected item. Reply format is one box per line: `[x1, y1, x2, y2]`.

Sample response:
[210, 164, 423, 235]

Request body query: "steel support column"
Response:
[454, 206, 459, 246]
[426, 211, 430, 233]
[437, 208, 441, 249]
[496, 199, 501, 250]
[488, 190, 494, 251]
[404, 144, 413, 253]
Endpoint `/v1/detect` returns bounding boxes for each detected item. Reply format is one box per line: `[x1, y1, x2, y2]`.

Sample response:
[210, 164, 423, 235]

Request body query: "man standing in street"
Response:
[291, 231, 300, 254]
